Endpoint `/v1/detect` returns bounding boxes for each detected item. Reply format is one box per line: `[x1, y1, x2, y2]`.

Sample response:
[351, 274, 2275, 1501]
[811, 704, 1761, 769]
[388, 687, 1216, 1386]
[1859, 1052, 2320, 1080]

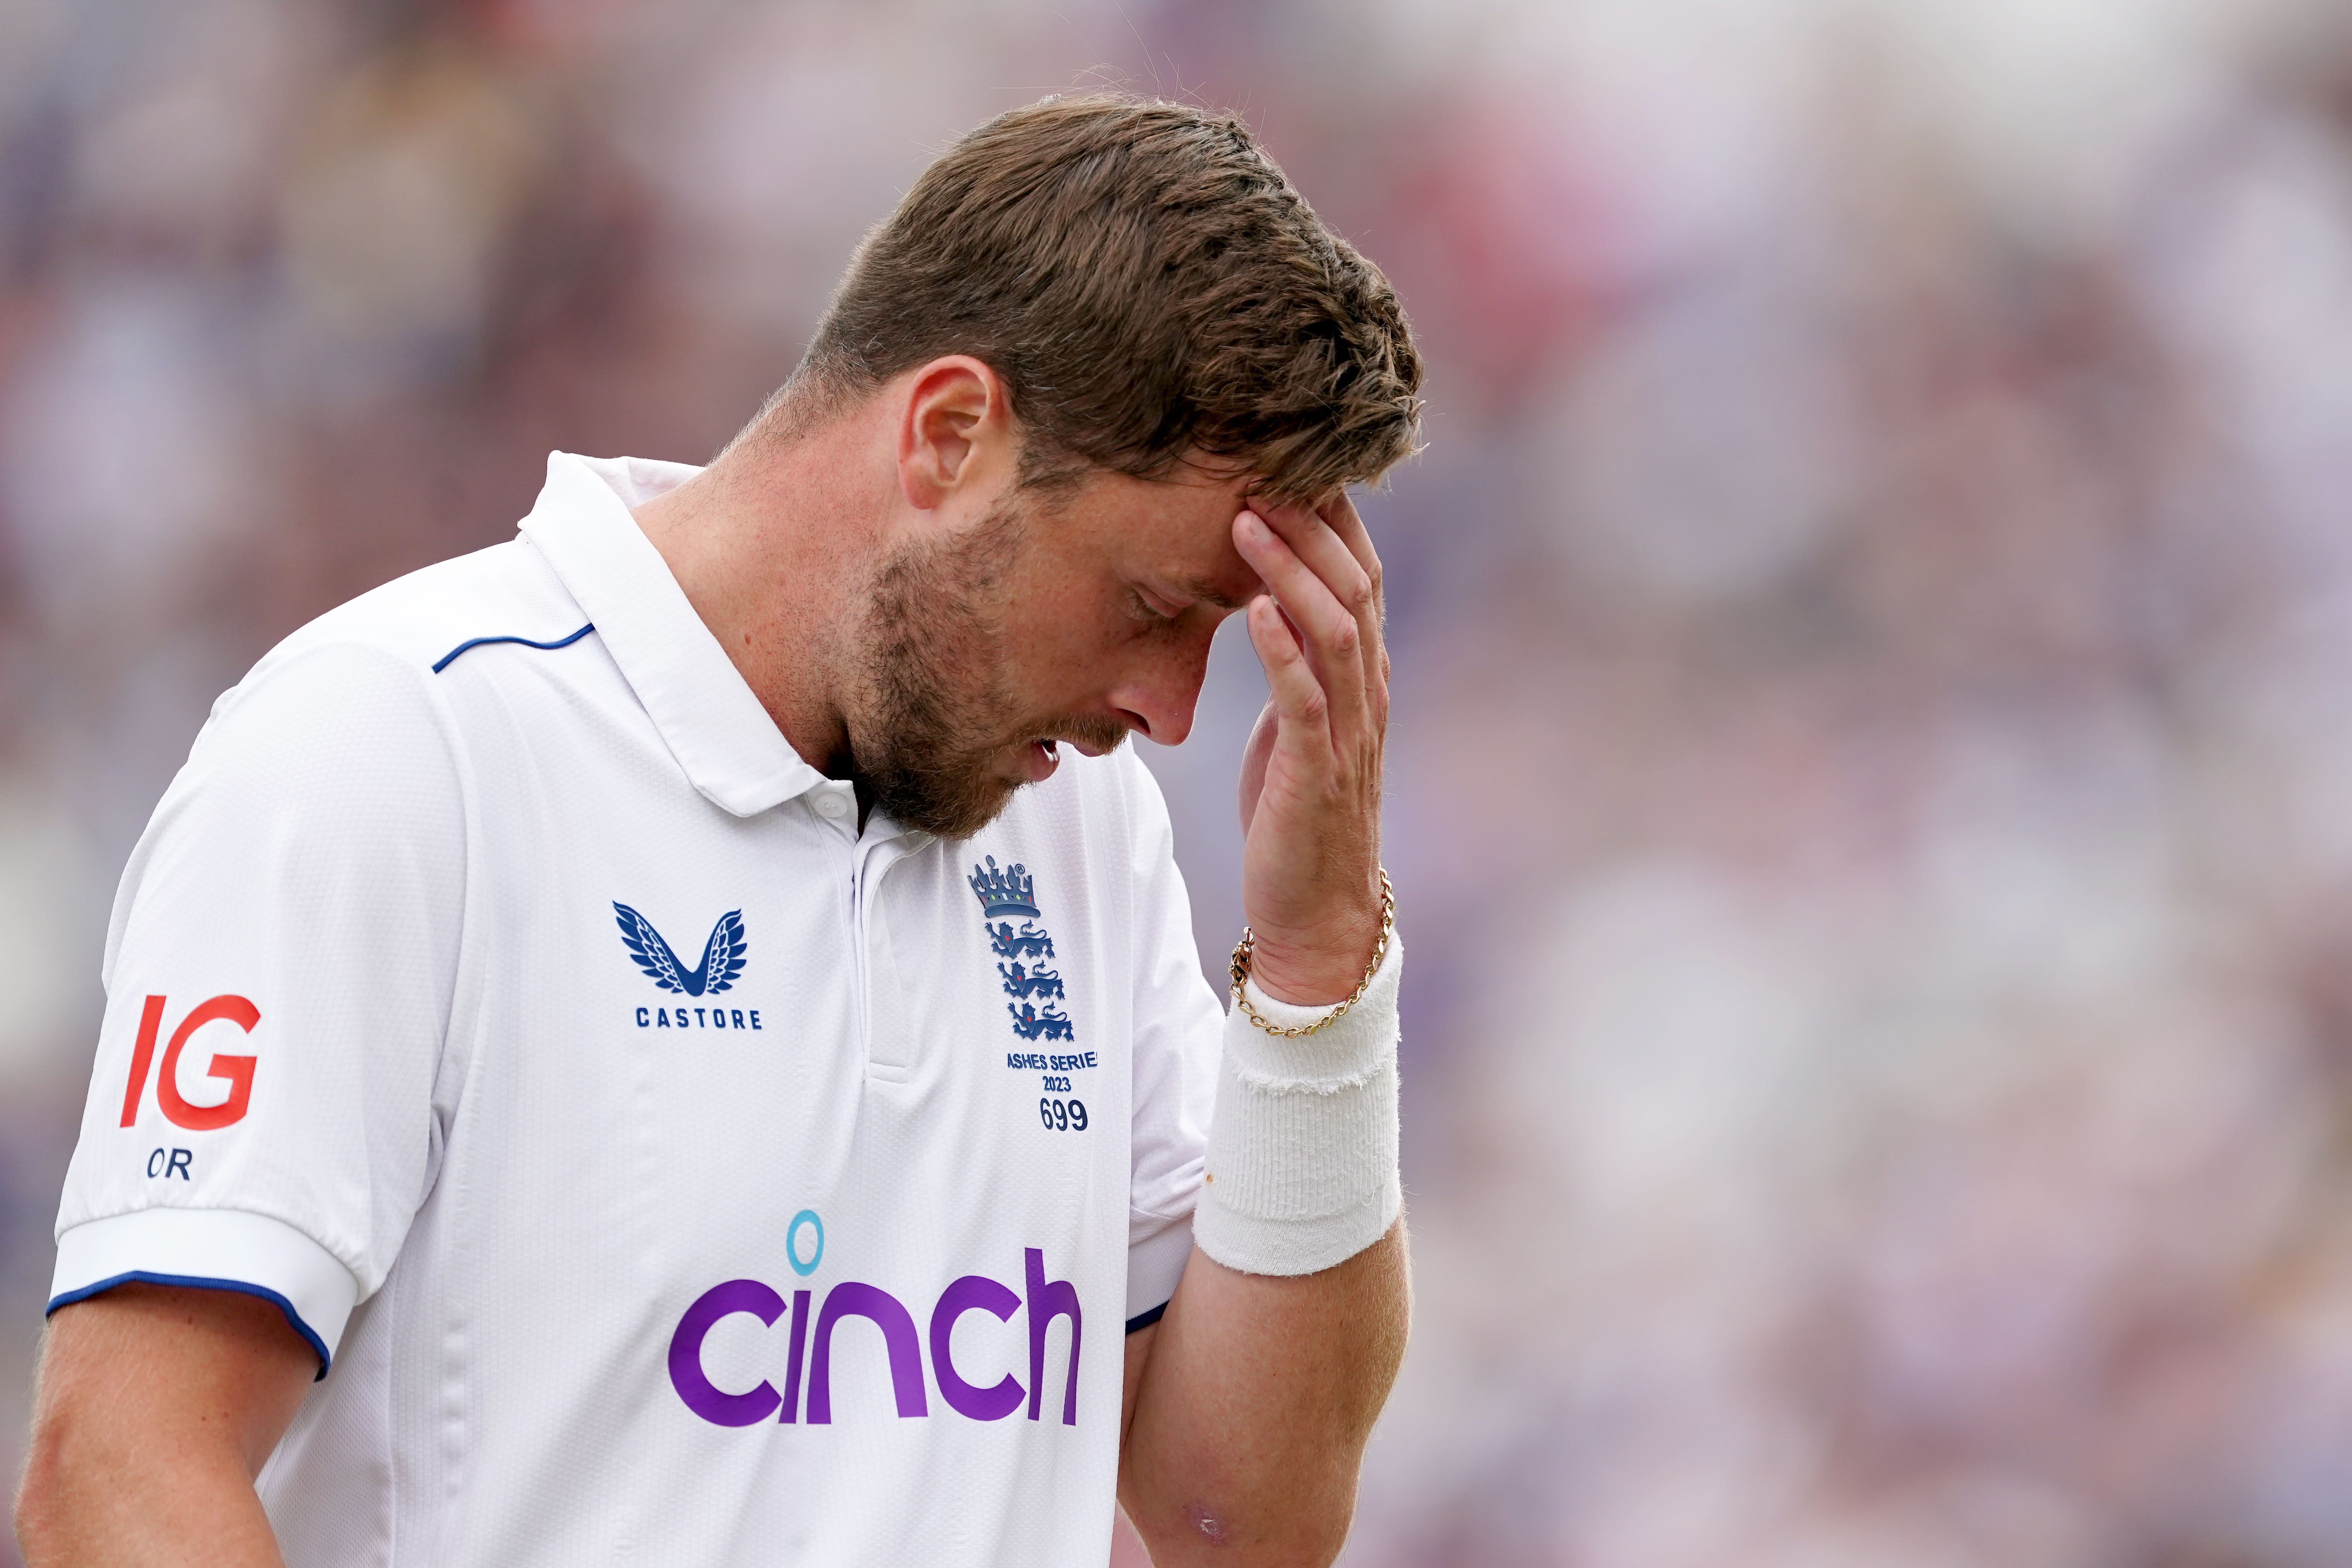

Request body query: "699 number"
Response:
[1039, 1096, 1089, 1133]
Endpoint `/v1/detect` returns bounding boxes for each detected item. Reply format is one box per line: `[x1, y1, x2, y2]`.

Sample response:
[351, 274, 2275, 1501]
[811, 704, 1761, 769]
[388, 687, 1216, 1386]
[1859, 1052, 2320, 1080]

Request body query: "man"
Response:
[16, 94, 1420, 1567]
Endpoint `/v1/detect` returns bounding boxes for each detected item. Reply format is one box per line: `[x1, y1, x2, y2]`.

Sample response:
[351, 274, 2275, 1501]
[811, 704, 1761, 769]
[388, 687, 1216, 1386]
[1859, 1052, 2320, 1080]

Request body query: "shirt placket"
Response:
[812, 787, 922, 1081]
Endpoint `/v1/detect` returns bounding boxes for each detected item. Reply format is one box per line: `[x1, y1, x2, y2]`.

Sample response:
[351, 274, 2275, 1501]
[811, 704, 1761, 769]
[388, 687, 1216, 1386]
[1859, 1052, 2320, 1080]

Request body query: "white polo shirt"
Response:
[49, 452, 1223, 1567]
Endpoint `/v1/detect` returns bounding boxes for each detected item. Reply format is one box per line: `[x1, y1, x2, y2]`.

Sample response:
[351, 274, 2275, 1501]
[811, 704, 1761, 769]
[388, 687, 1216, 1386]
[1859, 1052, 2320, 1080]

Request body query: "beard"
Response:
[842, 496, 1126, 839]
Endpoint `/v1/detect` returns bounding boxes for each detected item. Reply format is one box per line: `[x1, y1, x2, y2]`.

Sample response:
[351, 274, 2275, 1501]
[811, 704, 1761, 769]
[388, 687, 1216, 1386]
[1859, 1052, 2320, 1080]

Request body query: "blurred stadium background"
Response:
[10, 0, 2352, 1562]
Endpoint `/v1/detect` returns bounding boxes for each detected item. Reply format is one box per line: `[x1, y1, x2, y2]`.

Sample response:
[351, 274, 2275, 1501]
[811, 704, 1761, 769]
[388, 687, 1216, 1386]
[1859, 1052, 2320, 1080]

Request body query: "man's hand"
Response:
[16, 1283, 314, 1567]
[1231, 490, 1388, 1005]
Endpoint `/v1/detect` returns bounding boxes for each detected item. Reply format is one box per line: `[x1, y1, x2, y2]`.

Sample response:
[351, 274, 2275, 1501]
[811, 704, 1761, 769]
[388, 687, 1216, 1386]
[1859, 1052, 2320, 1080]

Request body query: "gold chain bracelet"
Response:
[1229, 869, 1396, 1038]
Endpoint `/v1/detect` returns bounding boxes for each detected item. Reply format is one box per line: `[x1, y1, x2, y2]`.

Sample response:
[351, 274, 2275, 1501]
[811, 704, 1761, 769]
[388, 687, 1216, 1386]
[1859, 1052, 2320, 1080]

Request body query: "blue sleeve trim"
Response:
[1125, 1300, 1168, 1334]
[48, 1271, 333, 1380]
[432, 622, 595, 674]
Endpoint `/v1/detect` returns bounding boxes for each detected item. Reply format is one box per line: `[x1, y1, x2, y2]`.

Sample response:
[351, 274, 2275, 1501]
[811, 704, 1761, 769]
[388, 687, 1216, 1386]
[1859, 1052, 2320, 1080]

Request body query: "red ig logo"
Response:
[118, 995, 260, 1132]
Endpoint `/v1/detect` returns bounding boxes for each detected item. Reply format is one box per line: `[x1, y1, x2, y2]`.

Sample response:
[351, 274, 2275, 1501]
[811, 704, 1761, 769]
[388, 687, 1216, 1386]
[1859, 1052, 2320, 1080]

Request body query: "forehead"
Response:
[1052, 462, 1264, 605]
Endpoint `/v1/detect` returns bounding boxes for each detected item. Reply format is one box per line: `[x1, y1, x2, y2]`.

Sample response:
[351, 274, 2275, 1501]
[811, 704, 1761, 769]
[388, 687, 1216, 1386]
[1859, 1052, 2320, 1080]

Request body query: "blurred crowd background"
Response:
[8, 0, 2352, 1562]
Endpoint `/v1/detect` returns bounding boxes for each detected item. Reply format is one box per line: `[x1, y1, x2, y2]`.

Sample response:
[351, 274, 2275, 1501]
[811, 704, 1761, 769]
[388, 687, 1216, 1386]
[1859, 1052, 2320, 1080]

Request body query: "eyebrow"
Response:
[1178, 576, 1253, 611]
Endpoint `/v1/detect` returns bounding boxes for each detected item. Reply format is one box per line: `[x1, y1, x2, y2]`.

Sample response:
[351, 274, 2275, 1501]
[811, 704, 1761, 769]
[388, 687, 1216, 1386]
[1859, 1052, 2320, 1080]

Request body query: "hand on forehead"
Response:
[1237, 490, 1377, 592]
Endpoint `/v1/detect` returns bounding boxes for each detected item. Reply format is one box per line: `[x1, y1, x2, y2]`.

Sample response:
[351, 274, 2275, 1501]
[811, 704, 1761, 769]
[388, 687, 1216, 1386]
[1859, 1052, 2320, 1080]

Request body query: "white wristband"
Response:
[1192, 932, 1403, 1276]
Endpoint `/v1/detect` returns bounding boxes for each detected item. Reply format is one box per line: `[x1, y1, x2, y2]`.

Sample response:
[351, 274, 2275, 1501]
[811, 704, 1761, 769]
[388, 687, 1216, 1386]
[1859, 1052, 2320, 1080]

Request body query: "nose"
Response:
[1107, 634, 1216, 747]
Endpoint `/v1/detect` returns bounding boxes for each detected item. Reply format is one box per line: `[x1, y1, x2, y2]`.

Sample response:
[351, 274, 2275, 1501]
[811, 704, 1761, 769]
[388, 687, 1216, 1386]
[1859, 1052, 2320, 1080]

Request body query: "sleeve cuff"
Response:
[49, 1210, 361, 1376]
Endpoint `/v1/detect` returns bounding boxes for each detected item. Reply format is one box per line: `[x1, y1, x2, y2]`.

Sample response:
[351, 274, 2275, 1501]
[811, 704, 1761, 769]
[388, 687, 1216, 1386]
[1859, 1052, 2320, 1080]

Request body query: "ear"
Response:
[896, 355, 1015, 512]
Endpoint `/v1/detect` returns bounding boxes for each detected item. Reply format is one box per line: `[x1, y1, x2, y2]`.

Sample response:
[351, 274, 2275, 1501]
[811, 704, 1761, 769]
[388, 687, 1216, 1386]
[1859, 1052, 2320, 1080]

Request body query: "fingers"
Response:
[1316, 490, 1384, 611]
[1237, 496, 1387, 730]
[1245, 594, 1332, 750]
[1316, 492, 1391, 697]
[1259, 499, 1379, 644]
[1234, 508, 1369, 744]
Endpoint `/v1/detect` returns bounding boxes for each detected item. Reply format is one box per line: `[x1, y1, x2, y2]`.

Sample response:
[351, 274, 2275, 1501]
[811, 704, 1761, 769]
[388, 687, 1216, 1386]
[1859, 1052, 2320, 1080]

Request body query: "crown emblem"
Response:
[968, 856, 1039, 919]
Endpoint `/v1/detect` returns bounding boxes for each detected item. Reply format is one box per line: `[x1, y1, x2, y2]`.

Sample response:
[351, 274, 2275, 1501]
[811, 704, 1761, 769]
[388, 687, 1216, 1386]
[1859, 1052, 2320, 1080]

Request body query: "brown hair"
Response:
[779, 94, 1422, 502]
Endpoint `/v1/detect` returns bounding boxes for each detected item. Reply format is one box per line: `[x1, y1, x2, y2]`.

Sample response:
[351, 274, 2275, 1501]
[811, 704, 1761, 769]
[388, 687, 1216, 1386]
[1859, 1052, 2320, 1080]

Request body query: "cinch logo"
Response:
[614, 903, 748, 997]
[668, 1225, 1084, 1431]
[117, 995, 260, 1131]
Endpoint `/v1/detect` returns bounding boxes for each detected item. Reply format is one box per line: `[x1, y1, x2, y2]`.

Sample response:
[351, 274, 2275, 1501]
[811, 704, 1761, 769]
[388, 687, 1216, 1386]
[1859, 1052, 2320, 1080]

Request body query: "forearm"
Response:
[1120, 1225, 1409, 1565]
[17, 1418, 286, 1568]
[15, 1286, 309, 1568]
[1126, 860, 1405, 1561]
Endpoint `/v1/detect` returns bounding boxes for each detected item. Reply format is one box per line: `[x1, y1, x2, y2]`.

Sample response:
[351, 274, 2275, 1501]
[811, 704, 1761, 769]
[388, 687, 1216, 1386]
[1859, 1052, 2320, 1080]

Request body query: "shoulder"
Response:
[199, 536, 583, 742]
[262, 535, 584, 681]
[169, 536, 583, 809]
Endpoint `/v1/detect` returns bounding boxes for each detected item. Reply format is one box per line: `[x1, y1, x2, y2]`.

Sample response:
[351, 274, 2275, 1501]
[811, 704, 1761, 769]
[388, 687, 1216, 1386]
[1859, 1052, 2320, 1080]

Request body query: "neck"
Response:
[631, 416, 886, 779]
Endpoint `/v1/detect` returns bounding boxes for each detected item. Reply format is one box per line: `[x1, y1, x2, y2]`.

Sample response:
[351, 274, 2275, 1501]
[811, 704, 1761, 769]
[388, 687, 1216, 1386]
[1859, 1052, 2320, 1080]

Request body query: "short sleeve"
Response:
[49, 640, 468, 1371]
[1118, 754, 1223, 1328]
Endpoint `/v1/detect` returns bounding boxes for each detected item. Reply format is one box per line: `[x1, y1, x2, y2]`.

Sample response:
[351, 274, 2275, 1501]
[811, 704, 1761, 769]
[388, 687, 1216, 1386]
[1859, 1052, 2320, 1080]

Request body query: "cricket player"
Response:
[16, 93, 1420, 1567]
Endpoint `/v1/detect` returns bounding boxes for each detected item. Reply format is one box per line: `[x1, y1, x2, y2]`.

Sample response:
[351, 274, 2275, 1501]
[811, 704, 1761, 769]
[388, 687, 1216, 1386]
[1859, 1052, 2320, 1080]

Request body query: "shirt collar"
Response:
[518, 450, 829, 818]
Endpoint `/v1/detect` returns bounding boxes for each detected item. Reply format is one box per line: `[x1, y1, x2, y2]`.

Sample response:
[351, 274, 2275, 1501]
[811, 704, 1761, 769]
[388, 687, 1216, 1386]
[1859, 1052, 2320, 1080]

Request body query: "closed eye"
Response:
[1126, 588, 1184, 625]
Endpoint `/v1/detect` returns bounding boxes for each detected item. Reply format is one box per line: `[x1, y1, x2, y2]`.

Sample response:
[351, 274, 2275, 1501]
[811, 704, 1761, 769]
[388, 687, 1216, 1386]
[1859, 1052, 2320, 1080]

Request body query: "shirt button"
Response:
[814, 793, 848, 819]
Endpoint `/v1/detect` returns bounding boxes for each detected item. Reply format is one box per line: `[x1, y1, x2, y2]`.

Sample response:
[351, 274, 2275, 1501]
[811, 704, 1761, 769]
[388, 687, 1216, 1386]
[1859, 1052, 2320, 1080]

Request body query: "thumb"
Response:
[1237, 701, 1278, 835]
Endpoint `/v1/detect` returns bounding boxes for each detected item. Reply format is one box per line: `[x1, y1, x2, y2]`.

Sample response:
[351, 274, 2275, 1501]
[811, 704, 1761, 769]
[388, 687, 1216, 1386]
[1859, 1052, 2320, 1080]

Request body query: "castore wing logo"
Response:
[968, 858, 1075, 1042]
[613, 903, 748, 996]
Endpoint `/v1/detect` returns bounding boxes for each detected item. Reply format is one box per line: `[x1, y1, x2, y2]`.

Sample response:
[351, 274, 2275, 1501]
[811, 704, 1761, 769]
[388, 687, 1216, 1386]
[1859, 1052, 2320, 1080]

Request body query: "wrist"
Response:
[1197, 927, 1406, 1277]
[1233, 868, 1395, 1016]
[1246, 922, 1382, 1006]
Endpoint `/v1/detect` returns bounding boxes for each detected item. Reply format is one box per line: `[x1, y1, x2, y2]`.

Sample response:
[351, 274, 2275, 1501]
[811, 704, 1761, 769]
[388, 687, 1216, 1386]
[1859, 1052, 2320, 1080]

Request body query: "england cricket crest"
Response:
[968, 856, 1077, 1043]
